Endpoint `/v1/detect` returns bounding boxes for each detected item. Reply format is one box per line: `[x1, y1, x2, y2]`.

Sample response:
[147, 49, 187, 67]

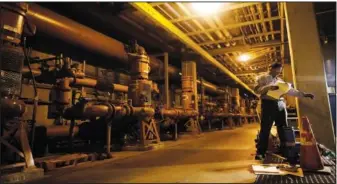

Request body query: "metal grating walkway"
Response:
[255, 157, 336, 184]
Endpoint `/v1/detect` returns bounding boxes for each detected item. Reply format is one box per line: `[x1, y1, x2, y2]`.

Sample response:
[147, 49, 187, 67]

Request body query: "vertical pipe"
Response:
[164, 52, 170, 109]
[174, 124, 178, 141]
[139, 120, 145, 146]
[106, 123, 111, 154]
[200, 77, 205, 114]
[192, 62, 198, 112]
[68, 119, 75, 152]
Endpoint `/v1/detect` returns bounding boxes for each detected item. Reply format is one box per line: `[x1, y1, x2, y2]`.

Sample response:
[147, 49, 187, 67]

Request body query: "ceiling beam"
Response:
[130, 2, 257, 96]
[186, 16, 282, 36]
[170, 3, 260, 23]
[208, 40, 284, 55]
[198, 31, 281, 46]
[150, 3, 165, 7]
[235, 68, 268, 76]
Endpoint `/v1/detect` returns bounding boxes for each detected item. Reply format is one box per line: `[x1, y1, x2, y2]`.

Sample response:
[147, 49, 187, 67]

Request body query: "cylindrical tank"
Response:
[0, 3, 27, 97]
[127, 43, 153, 108]
[181, 61, 197, 110]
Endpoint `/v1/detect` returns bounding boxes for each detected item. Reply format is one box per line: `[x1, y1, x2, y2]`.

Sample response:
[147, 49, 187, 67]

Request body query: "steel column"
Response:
[283, 63, 296, 108]
[285, 2, 335, 150]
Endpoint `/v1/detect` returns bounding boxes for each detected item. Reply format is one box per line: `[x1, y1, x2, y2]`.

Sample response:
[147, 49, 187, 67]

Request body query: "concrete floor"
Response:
[28, 123, 261, 183]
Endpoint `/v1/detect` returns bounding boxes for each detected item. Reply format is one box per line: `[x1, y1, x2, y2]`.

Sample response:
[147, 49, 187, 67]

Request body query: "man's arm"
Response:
[254, 76, 278, 95]
[287, 88, 314, 99]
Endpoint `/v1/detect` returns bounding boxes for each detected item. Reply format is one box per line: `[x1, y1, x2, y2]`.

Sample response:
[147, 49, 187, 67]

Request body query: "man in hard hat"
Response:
[254, 62, 314, 160]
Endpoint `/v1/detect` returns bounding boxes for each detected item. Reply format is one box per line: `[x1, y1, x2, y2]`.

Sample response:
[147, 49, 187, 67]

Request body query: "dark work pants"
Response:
[257, 99, 288, 155]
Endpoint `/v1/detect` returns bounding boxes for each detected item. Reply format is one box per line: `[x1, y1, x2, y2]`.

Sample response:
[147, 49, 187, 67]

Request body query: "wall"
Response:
[322, 41, 336, 133]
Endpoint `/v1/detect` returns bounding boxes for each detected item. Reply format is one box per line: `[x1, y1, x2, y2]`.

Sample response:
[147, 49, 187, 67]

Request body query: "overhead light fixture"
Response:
[191, 3, 226, 16]
[238, 54, 251, 62]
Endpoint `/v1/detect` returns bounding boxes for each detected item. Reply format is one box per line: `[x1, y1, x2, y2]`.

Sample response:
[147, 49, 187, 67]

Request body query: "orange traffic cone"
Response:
[300, 116, 324, 170]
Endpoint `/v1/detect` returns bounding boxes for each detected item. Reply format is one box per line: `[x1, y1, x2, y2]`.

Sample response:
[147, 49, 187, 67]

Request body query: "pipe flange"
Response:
[104, 103, 115, 122]
[123, 104, 132, 117]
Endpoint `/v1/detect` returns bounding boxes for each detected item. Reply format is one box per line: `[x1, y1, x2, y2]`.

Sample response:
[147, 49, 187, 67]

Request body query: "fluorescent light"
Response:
[238, 54, 251, 62]
[191, 3, 225, 16]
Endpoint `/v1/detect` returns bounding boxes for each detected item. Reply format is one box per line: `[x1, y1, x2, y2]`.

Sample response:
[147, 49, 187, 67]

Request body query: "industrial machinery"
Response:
[158, 60, 201, 140]
[0, 2, 259, 182]
[202, 86, 259, 131]
[0, 2, 44, 182]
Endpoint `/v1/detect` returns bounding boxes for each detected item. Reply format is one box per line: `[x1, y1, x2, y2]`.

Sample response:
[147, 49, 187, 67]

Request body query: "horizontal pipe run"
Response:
[63, 102, 155, 120]
[205, 102, 217, 107]
[132, 107, 155, 117]
[22, 67, 225, 95]
[21, 67, 129, 93]
[209, 112, 234, 118]
[27, 3, 128, 63]
[26, 3, 178, 78]
[46, 126, 79, 137]
[205, 112, 255, 118]
[26, 4, 226, 96]
[161, 108, 199, 119]
[61, 77, 128, 93]
[196, 80, 224, 95]
[22, 67, 42, 77]
[67, 78, 129, 93]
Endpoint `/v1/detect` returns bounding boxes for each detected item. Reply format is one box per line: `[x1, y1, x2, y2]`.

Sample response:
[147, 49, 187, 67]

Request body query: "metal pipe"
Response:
[26, 3, 228, 95]
[106, 123, 111, 154]
[46, 126, 79, 137]
[64, 102, 154, 120]
[68, 78, 129, 93]
[22, 67, 41, 76]
[207, 112, 234, 118]
[63, 103, 110, 120]
[27, 3, 127, 63]
[196, 80, 225, 95]
[83, 105, 110, 118]
[200, 78, 205, 114]
[132, 107, 155, 117]
[161, 108, 199, 119]
[164, 52, 170, 109]
[26, 3, 179, 78]
[205, 102, 217, 107]
[22, 65, 226, 94]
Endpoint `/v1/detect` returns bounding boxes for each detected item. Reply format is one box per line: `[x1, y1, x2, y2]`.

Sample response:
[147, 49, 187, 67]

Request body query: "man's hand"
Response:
[268, 86, 279, 91]
[304, 93, 315, 99]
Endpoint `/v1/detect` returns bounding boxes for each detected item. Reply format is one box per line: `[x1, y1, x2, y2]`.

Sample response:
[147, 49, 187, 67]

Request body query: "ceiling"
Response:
[118, 2, 289, 91]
